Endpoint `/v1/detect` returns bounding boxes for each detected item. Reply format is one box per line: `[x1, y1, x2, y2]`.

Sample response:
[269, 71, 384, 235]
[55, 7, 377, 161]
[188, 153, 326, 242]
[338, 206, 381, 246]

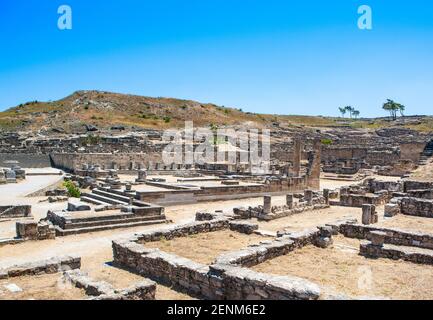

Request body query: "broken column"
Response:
[304, 190, 314, 205]
[314, 226, 334, 248]
[136, 169, 147, 182]
[370, 231, 386, 247]
[286, 194, 294, 209]
[263, 196, 272, 214]
[362, 204, 377, 225]
[323, 189, 330, 205]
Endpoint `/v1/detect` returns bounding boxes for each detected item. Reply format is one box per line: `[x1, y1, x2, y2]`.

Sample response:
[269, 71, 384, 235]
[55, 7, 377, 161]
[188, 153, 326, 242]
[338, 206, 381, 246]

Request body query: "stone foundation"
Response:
[0, 256, 81, 279]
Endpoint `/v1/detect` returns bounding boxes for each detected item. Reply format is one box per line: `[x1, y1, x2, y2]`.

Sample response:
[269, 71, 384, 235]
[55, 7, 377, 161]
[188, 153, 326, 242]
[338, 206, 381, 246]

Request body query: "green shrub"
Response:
[321, 138, 333, 145]
[63, 180, 81, 198]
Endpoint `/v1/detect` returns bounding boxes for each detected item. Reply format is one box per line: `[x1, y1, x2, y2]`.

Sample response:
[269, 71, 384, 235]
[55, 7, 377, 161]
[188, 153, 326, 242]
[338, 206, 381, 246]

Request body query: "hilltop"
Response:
[0, 90, 432, 134]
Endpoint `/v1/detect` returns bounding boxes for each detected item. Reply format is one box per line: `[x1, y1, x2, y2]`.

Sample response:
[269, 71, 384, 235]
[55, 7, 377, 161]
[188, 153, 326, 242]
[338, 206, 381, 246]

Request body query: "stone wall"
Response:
[50, 153, 162, 172]
[0, 153, 52, 168]
[16, 220, 56, 240]
[400, 197, 433, 218]
[335, 223, 433, 250]
[360, 243, 433, 265]
[404, 180, 433, 192]
[64, 269, 156, 300]
[112, 220, 322, 300]
[0, 256, 81, 279]
[0, 205, 31, 219]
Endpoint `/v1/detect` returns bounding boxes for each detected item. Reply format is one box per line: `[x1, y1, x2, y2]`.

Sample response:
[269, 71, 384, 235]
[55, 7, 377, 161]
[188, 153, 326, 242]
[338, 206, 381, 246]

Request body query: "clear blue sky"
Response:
[1, 0, 433, 117]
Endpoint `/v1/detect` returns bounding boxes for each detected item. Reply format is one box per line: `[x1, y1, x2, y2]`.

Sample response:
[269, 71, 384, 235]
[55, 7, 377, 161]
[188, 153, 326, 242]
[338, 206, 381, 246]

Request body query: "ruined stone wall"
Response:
[0, 205, 31, 219]
[399, 142, 427, 162]
[400, 197, 433, 218]
[112, 220, 321, 300]
[0, 153, 52, 168]
[50, 153, 162, 172]
[336, 223, 433, 250]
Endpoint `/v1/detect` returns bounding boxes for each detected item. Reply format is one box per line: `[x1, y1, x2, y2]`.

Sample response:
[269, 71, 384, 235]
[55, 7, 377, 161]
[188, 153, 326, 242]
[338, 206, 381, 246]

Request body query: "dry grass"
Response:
[252, 236, 433, 300]
[144, 230, 270, 265]
[0, 273, 87, 300]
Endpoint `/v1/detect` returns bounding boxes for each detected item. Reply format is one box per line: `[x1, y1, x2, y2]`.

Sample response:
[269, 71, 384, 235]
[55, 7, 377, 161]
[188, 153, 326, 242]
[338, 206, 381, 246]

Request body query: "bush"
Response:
[321, 138, 333, 145]
[63, 180, 81, 198]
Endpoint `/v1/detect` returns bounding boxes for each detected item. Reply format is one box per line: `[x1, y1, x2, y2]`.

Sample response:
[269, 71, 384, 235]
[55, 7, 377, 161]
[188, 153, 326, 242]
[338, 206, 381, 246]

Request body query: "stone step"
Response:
[80, 196, 106, 206]
[63, 215, 166, 229]
[96, 187, 150, 207]
[92, 188, 131, 204]
[81, 192, 126, 206]
[54, 219, 168, 236]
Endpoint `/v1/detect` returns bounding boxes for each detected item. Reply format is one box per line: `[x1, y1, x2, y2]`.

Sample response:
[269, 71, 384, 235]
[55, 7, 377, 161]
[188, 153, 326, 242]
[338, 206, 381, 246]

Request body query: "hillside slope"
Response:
[0, 90, 431, 133]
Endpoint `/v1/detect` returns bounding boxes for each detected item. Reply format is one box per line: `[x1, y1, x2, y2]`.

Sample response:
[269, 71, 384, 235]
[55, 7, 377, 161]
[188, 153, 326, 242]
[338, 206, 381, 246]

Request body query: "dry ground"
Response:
[252, 236, 433, 300]
[0, 273, 87, 300]
[410, 159, 433, 181]
[377, 214, 433, 234]
[255, 206, 363, 233]
[144, 230, 270, 265]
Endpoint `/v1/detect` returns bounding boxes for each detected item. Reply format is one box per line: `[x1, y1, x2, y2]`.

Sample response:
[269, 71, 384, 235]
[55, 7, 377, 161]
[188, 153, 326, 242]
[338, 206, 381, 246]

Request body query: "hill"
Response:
[0, 90, 432, 134]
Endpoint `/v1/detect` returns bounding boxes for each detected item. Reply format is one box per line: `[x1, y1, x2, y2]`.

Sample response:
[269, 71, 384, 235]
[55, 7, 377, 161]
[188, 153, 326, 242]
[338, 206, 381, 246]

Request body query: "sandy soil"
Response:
[410, 159, 433, 181]
[0, 273, 87, 300]
[255, 206, 363, 233]
[377, 214, 433, 234]
[144, 230, 270, 265]
[252, 236, 433, 300]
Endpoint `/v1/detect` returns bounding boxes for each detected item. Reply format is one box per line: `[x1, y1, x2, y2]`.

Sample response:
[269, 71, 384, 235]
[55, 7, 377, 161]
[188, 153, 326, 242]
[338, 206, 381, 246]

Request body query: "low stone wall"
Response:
[0, 256, 81, 279]
[367, 179, 403, 193]
[0, 205, 31, 219]
[335, 223, 433, 250]
[404, 180, 433, 192]
[215, 229, 320, 267]
[360, 243, 433, 265]
[229, 221, 259, 235]
[134, 219, 230, 244]
[234, 200, 329, 221]
[64, 269, 156, 300]
[400, 197, 433, 218]
[407, 189, 433, 200]
[338, 192, 388, 208]
[112, 222, 322, 300]
[16, 220, 56, 240]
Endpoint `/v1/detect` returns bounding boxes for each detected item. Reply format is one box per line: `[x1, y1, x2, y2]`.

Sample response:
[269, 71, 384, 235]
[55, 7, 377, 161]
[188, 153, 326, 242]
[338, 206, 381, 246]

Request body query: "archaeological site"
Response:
[2, 2, 433, 311]
[0, 97, 432, 302]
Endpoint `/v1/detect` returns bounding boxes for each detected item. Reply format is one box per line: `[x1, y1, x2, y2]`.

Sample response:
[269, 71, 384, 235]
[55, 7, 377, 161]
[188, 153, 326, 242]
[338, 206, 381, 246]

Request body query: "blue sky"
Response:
[1, 1, 433, 117]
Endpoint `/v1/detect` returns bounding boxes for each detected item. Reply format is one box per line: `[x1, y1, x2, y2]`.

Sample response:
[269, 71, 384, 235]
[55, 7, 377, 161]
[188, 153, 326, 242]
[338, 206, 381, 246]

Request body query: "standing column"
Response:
[286, 194, 294, 209]
[263, 196, 272, 214]
[292, 139, 302, 178]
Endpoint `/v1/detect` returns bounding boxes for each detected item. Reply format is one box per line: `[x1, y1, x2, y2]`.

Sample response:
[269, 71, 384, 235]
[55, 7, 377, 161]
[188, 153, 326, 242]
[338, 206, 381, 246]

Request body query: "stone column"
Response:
[307, 138, 321, 190]
[263, 196, 272, 214]
[362, 204, 376, 225]
[136, 169, 147, 182]
[323, 189, 330, 205]
[304, 189, 313, 205]
[292, 139, 302, 177]
[286, 194, 294, 209]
